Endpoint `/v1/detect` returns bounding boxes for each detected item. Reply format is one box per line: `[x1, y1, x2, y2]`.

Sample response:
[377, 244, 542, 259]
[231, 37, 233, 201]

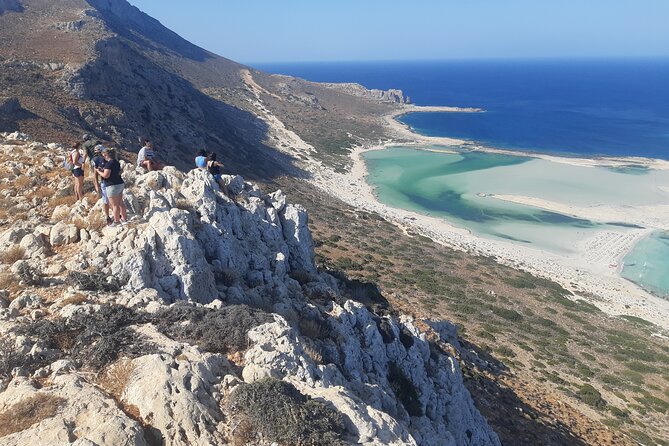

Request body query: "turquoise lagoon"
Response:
[363, 146, 669, 295]
[621, 231, 669, 298]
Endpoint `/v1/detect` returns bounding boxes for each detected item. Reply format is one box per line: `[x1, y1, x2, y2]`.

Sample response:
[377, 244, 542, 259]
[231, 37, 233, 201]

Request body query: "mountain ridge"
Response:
[0, 0, 406, 177]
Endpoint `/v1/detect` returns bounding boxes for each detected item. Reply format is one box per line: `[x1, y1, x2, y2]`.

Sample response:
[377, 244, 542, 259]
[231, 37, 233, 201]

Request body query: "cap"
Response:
[82, 134, 91, 141]
[94, 144, 105, 154]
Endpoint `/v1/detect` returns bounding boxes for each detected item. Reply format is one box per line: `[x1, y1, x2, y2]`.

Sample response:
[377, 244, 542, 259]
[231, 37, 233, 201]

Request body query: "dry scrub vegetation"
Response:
[0, 394, 66, 437]
[0, 245, 25, 264]
[97, 358, 136, 401]
[282, 178, 669, 446]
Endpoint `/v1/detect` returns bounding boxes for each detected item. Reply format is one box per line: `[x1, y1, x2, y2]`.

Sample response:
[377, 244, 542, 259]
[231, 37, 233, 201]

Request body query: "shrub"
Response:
[0, 394, 66, 437]
[299, 317, 331, 340]
[14, 262, 42, 286]
[492, 307, 523, 322]
[154, 303, 274, 354]
[228, 378, 348, 446]
[496, 346, 517, 358]
[216, 268, 238, 287]
[18, 305, 152, 370]
[67, 270, 122, 292]
[0, 336, 30, 379]
[388, 362, 423, 417]
[290, 269, 315, 285]
[576, 384, 606, 409]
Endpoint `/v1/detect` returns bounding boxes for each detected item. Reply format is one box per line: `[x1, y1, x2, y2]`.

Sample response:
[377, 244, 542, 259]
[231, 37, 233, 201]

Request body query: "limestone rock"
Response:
[0, 376, 146, 446]
[49, 222, 79, 246]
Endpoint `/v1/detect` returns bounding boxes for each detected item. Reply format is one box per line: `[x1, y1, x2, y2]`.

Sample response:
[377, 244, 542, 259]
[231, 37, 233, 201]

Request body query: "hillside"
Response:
[1, 1, 668, 445]
[0, 132, 499, 445]
[0, 0, 404, 177]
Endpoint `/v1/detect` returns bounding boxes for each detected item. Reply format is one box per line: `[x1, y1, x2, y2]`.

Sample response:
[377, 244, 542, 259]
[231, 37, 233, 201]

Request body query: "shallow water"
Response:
[622, 231, 669, 298]
[364, 147, 669, 256]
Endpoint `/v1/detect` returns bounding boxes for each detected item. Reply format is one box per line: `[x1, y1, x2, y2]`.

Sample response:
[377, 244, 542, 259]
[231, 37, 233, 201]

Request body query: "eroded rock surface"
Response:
[0, 134, 499, 445]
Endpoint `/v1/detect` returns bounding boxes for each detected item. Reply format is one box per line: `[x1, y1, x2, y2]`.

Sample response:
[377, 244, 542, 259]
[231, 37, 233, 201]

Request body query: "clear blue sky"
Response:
[128, 0, 669, 63]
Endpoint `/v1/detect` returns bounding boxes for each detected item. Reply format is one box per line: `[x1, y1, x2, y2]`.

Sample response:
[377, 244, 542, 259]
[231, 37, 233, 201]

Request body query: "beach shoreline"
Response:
[306, 105, 669, 329]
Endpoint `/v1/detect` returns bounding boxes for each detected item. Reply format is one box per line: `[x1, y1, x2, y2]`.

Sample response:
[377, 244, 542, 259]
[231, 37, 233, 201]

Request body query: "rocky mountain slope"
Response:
[0, 132, 499, 445]
[0, 0, 405, 177]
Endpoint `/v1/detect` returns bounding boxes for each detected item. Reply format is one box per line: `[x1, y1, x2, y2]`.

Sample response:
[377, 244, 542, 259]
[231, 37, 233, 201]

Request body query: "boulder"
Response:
[49, 222, 79, 246]
[0, 376, 146, 446]
[19, 234, 46, 259]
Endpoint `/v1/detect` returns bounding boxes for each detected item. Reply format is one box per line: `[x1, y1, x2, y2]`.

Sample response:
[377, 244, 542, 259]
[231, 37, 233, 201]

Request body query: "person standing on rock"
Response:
[82, 134, 101, 192]
[96, 147, 128, 226]
[92, 145, 113, 225]
[69, 142, 85, 201]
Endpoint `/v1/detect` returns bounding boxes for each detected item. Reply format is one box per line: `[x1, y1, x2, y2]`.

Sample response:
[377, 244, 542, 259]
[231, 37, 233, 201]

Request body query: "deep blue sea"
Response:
[254, 59, 669, 159]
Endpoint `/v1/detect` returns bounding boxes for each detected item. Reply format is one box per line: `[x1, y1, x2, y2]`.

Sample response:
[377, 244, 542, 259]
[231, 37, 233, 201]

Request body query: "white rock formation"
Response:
[0, 138, 499, 445]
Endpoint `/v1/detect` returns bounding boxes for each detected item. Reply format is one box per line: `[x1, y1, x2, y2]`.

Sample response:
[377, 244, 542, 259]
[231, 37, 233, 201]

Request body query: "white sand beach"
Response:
[304, 105, 669, 329]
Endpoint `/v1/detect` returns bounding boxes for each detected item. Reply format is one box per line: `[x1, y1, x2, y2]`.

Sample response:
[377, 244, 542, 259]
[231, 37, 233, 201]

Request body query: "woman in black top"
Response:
[207, 152, 228, 195]
[96, 148, 128, 226]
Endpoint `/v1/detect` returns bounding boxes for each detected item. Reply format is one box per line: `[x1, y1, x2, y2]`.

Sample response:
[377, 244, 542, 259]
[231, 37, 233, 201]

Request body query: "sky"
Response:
[128, 0, 669, 64]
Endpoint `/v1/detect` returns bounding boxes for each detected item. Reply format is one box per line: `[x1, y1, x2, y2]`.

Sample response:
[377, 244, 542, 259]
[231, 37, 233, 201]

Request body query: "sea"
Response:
[255, 59, 669, 297]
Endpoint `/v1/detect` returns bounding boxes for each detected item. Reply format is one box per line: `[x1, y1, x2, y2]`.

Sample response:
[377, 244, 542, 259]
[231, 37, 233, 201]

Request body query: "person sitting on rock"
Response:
[69, 142, 85, 201]
[195, 149, 207, 170]
[137, 139, 162, 171]
[96, 147, 128, 226]
[207, 152, 228, 194]
[92, 145, 113, 225]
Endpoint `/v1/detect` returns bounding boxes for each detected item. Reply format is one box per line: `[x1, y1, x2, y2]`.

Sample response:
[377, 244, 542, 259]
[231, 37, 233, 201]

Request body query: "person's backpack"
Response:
[63, 151, 74, 171]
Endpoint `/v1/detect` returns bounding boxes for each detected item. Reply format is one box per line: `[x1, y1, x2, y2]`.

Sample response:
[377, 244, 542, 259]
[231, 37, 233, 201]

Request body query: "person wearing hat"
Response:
[92, 145, 112, 224]
[96, 147, 128, 226]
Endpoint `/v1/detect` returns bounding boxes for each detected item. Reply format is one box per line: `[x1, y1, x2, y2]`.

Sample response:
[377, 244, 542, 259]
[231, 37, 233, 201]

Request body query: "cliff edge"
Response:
[0, 132, 499, 445]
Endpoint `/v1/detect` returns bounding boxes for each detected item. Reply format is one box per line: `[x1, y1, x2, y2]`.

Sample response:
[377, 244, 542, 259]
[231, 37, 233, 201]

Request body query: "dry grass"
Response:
[0, 272, 24, 298]
[302, 342, 323, 364]
[87, 212, 108, 232]
[13, 176, 34, 189]
[70, 216, 87, 231]
[49, 195, 77, 209]
[58, 293, 88, 307]
[50, 206, 70, 223]
[30, 186, 55, 200]
[0, 394, 66, 437]
[51, 329, 82, 351]
[0, 246, 25, 264]
[97, 358, 136, 400]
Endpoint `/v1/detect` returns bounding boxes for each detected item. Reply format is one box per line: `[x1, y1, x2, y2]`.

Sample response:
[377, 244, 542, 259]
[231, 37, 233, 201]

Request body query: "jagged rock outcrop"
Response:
[320, 82, 409, 104]
[0, 134, 499, 445]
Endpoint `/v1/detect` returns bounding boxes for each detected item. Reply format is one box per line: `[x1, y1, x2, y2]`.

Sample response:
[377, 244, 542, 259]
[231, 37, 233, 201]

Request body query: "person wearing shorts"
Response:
[92, 146, 112, 224]
[96, 147, 128, 226]
[70, 142, 85, 201]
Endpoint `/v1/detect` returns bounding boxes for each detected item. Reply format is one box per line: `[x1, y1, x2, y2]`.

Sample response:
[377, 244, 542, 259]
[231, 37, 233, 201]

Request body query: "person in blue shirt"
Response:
[195, 149, 207, 170]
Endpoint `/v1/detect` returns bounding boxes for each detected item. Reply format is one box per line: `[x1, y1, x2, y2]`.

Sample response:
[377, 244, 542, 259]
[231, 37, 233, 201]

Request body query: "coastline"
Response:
[306, 105, 669, 329]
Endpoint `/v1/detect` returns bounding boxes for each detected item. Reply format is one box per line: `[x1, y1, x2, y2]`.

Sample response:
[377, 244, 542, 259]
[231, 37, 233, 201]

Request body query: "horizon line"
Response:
[245, 55, 669, 66]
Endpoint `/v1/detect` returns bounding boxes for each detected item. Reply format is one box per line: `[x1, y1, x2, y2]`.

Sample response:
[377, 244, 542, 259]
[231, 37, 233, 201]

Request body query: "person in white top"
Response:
[137, 139, 162, 171]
